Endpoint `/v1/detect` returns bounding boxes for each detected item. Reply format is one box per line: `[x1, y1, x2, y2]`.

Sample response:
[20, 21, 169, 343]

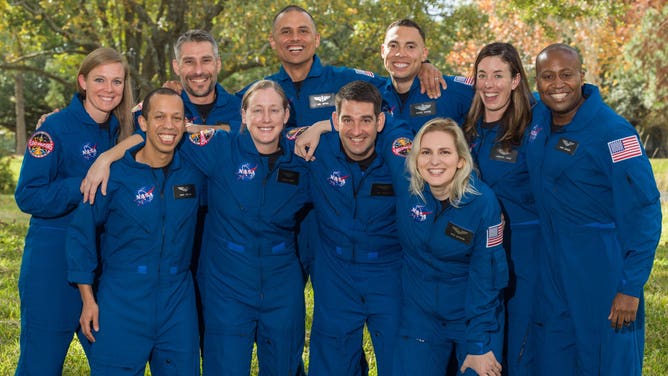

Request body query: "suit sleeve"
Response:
[607, 130, 662, 298]
[66, 191, 109, 285]
[465, 190, 508, 355]
[179, 129, 229, 177]
[15, 126, 82, 218]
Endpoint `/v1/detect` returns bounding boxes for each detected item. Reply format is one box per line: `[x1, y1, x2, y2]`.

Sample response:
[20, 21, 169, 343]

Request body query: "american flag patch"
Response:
[608, 135, 642, 163]
[354, 69, 375, 78]
[454, 76, 474, 86]
[486, 221, 504, 248]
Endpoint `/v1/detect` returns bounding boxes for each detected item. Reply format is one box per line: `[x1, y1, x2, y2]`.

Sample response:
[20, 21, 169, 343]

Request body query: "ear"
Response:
[138, 115, 148, 132]
[241, 108, 247, 126]
[421, 47, 429, 63]
[376, 112, 386, 133]
[172, 59, 180, 76]
[511, 73, 521, 90]
[457, 157, 465, 169]
[332, 112, 340, 132]
[269, 33, 277, 50]
[282, 106, 290, 126]
[77, 74, 86, 92]
[314, 32, 321, 48]
[215, 56, 222, 74]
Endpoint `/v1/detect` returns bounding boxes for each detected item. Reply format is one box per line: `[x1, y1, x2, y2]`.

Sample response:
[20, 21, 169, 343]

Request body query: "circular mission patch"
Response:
[27, 131, 55, 158]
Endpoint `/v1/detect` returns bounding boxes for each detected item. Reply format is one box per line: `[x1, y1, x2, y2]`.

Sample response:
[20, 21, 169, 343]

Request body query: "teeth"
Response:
[484, 93, 498, 98]
[191, 78, 207, 83]
[551, 93, 568, 100]
[393, 63, 409, 68]
[259, 127, 273, 131]
[428, 169, 444, 174]
[288, 46, 303, 52]
[159, 135, 175, 143]
[350, 137, 364, 143]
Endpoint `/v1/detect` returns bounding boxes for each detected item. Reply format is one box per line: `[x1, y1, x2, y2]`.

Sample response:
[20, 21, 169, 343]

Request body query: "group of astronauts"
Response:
[14, 4, 662, 376]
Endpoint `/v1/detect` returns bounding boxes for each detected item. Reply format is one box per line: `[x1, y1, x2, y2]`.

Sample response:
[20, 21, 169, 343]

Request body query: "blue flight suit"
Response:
[381, 76, 474, 134]
[134, 83, 241, 131]
[245, 55, 388, 285]
[182, 83, 242, 132]
[180, 129, 310, 376]
[525, 84, 661, 376]
[261, 55, 388, 129]
[14, 94, 119, 375]
[298, 122, 411, 376]
[470, 120, 541, 375]
[392, 172, 508, 376]
[66, 144, 205, 375]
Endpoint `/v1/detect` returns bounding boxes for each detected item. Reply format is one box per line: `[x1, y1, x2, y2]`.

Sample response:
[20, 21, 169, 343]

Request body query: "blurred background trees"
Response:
[1, 0, 665, 156]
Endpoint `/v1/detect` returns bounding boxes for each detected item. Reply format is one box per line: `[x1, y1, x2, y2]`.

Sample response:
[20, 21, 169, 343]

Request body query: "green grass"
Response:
[1, 158, 666, 375]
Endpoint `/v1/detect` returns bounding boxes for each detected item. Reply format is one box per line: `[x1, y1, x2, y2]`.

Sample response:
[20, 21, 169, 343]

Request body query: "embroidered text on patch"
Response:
[27, 131, 55, 158]
[608, 135, 641, 163]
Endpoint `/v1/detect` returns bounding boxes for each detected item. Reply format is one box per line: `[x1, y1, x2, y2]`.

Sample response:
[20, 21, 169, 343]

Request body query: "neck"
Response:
[135, 148, 174, 168]
[430, 185, 451, 201]
[283, 59, 314, 82]
[83, 100, 111, 124]
[254, 141, 281, 155]
[392, 76, 416, 95]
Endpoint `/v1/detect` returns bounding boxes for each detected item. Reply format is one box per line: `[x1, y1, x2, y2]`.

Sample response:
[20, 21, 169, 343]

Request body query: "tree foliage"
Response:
[0, 0, 666, 156]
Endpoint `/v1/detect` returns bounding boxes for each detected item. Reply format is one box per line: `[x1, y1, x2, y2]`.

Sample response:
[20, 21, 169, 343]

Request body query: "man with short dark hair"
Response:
[526, 43, 661, 376]
[67, 88, 205, 375]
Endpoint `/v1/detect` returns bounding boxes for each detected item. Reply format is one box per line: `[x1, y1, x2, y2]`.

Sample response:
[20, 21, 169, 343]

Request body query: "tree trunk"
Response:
[15, 73, 26, 154]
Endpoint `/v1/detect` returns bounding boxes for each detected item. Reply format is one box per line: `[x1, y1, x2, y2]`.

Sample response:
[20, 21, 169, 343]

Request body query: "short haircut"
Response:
[335, 81, 382, 116]
[385, 19, 426, 43]
[174, 29, 219, 61]
[142, 87, 182, 118]
[536, 43, 583, 68]
[272, 5, 317, 33]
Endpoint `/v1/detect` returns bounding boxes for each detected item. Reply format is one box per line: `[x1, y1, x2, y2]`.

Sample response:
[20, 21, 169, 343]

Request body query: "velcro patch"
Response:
[27, 131, 55, 158]
[188, 128, 216, 146]
[392, 137, 412, 157]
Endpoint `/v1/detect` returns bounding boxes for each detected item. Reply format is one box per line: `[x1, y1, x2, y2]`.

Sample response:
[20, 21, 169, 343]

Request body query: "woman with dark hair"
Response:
[463, 42, 540, 375]
[14, 47, 134, 375]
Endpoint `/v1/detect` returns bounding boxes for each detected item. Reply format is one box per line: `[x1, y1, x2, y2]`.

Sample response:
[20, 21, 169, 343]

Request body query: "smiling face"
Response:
[172, 41, 221, 104]
[241, 88, 290, 154]
[139, 93, 186, 160]
[78, 62, 125, 123]
[417, 130, 464, 199]
[536, 48, 585, 126]
[476, 55, 520, 123]
[270, 9, 320, 69]
[333, 99, 385, 161]
[381, 25, 428, 89]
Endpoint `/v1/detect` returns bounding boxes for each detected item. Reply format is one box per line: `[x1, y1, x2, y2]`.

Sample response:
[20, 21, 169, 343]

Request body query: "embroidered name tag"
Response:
[490, 144, 518, 163]
[173, 184, 196, 199]
[309, 93, 335, 109]
[370, 183, 394, 196]
[445, 222, 473, 245]
[410, 102, 436, 117]
[277, 169, 300, 185]
[555, 137, 579, 155]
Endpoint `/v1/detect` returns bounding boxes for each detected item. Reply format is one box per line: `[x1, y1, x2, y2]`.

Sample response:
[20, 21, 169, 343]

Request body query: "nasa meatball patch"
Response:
[27, 131, 55, 158]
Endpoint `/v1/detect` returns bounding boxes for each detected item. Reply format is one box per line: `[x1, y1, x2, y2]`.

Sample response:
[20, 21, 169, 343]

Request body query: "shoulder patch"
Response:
[132, 101, 143, 114]
[608, 135, 642, 163]
[286, 127, 308, 141]
[486, 220, 504, 248]
[354, 69, 375, 78]
[392, 137, 412, 157]
[27, 131, 55, 158]
[188, 128, 216, 146]
[454, 76, 474, 86]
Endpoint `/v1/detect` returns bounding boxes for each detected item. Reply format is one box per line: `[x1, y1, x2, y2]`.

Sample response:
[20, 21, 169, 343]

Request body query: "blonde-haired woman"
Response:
[393, 118, 507, 376]
[15, 47, 134, 375]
